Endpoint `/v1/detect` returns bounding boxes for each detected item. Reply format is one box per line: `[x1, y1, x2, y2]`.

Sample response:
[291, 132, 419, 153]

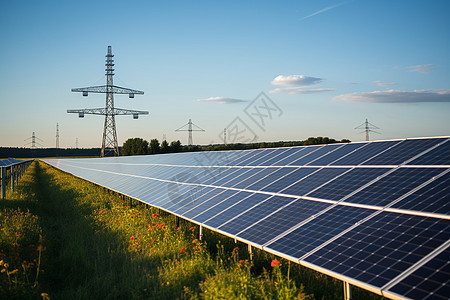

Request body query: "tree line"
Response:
[121, 136, 351, 156]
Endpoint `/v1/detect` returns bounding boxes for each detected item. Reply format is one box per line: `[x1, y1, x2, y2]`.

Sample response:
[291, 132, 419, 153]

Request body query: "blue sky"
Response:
[1, 0, 449, 148]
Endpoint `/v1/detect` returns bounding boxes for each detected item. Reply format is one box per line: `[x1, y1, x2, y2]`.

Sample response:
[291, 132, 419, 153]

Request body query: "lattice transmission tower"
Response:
[24, 132, 44, 149]
[56, 123, 60, 149]
[355, 118, 380, 141]
[175, 119, 205, 146]
[68, 46, 149, 157]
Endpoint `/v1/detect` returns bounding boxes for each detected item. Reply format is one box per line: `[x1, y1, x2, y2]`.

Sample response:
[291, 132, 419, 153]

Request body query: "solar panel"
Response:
[41, 136, 450, 299]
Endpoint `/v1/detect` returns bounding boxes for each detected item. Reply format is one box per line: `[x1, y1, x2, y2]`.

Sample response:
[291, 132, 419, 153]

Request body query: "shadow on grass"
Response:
[25, 162, 169, 299]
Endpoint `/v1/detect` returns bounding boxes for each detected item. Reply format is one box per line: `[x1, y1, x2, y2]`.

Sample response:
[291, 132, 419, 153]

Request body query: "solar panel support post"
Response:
[199, 225, 203, 241]
[343, 281, 352, 300]
[1, 167, 5, 199]
[248, 244, 253, 264]
[10, 165, 14, 192]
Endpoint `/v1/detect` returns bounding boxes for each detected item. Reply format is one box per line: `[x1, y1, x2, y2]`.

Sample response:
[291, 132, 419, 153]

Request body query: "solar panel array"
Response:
[41, 137, 450, 299]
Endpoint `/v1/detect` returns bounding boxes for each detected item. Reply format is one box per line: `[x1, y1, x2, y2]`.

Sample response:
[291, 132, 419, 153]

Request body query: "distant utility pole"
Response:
[355, 118, 380, 141]
[24, 132, 44, 149]
[76, 138, 79, 149]
[68, 46, 149, 157]
[56, 123, 60, 149]
[175, 119, 205, 146]
[224, 128, 227, 145]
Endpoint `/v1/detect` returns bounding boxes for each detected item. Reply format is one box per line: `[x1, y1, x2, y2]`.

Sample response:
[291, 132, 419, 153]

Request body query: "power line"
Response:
[175, 119, 205, 146]
[355, 118, 380, 141]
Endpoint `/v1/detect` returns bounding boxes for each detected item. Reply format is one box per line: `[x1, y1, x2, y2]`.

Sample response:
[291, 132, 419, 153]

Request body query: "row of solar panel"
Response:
[40, 137, 450, 299]
[56, 159, 450, 216]
[0, 158, 33, 167]
[42, 157, 450, 298]
[81, 136, 449, 167]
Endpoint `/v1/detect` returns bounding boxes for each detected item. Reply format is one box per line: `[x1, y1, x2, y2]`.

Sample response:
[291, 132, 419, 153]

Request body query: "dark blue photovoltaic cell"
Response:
[244, 148, 282, 166]
[344, 168, 444, 207]
[245, 168, 295, 191]
[209, 168, 242, 186]
[388, 247, 450, 300]
[272, 146, 322, 166]
[193, 191, 254, 223]
[307, 142, 367, 166]
[308, 168, 390, 200]
[226, 149, 264, 166]
[237, 199, 330, 245]
[304, 212, 450, 288]
[221, 168, 259, 188]
[266, 205, 374, 259]
[281, 168, 349, 196]
[289, 144, 343, 166]
[232, 168, 280, 189]
[407, 139, 450, 166]
[182, 189, 239, 219]
[236, 149, 271, 166]
[160, 184, 202, 209]
[362, 138, 444, 166]
[217, 196, 293, 235]
[260, 168, 317, 193]
[259, 148, 297, 166]
[169, 187, 219, 213]
[391, 171, 450, 215]
[331, 140, 400, 165]
[205, 193, 270, 228]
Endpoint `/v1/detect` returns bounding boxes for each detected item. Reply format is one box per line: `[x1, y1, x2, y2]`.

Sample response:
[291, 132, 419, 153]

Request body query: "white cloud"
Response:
[333, 89, 450, 103]
[408, 64, 434, 74]
[374, 81, 397, 88]
[196, 96, 247, 104]
[271, 75, 323, 86]
[269, 87, 335, 95]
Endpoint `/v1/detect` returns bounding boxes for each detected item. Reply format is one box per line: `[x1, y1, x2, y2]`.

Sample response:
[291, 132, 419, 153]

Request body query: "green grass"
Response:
[0, 161, 384, 299]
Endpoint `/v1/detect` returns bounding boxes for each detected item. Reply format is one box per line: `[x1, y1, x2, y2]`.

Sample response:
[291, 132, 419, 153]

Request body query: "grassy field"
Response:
[0, 161, 383, 299]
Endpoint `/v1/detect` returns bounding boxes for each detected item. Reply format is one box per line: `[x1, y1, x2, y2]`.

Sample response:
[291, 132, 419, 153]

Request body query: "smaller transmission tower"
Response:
[355, 118, 380, 141]
[56, 123, 60, 149]
[175, 119, 205, 146]
[223, 128, 227, 145]
[24, 132, 44, 148]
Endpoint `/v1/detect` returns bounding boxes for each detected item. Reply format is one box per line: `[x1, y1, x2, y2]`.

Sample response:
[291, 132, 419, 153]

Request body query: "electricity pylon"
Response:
[56, 123, 60, 149]
[355, 118, 380, 141]
[68, 46, 149, 157]
[175, 119, 205, 146]
[24, 132, 44, 149]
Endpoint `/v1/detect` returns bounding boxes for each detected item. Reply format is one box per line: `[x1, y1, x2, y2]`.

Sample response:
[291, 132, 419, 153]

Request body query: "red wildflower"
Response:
[239, 260, 244, 264]
[192, 239, 198, 243]
[148, 228, 152, 232]
[152, 213, 159, 218]
[189, 226, 195, 231]
[180, 247, 186, 254]
[233, 247, 239, 252]
[152, 239, 156, 243]
[130, 236, 135, 241]
[271, 259, 280, 267]
[99, 209, 106, 214]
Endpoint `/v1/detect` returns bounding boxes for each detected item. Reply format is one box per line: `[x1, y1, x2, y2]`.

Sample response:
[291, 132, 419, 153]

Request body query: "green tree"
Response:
[160, 140, 170, 153]
[122, 138, 149, 156]
[149, 139, 161, 154]
[169, 140, 182, 153]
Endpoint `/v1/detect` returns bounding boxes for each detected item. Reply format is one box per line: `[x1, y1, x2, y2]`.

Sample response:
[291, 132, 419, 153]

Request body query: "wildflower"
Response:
[152, 239, 156, 243]
[41, 293, 50, 300]
[271, 259, 280, 267]
[233, 247, 239, 252]
[189, 226, 195, 231]
[239, 260, 244, 264]
[99, 209, 106, 214]
[147, 228, 152, 232]
[180, 247, 186, 254]
[192, 239, 198, 243]
[152, 213, 159, 218]
[130, 236, 135, 241]
[8, 269, 18, 275]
